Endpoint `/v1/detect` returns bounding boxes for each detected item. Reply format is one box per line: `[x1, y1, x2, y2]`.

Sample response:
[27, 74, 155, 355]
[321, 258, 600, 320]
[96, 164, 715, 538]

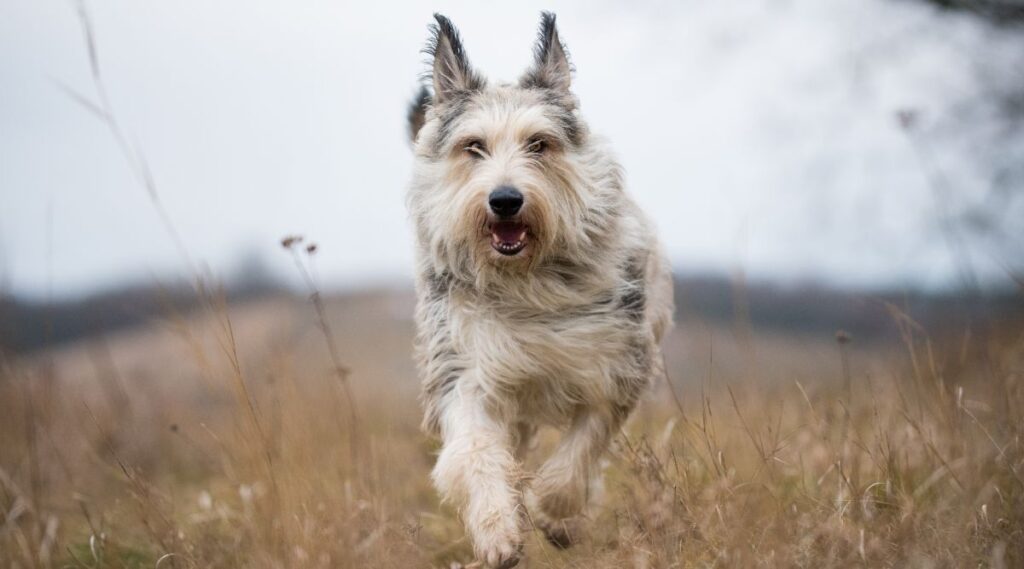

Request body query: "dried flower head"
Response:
[896, 109, 918, 131]
[281, 235, 304, 249]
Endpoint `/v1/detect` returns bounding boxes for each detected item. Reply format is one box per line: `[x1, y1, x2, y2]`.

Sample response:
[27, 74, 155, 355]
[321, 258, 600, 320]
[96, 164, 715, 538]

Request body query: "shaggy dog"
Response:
[406, 13, 674, 568]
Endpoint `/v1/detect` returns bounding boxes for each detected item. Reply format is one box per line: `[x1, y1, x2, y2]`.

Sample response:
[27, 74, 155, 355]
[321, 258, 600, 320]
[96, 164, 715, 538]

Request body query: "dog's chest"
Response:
[450, 301, 638, 416]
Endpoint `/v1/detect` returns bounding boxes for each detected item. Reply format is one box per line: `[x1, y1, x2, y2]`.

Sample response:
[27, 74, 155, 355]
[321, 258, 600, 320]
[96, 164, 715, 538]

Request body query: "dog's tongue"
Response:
[491, 221, 527, 244]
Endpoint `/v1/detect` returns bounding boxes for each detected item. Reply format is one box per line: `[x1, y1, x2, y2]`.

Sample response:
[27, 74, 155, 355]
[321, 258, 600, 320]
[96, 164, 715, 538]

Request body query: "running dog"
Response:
[406, 13, 674, 568]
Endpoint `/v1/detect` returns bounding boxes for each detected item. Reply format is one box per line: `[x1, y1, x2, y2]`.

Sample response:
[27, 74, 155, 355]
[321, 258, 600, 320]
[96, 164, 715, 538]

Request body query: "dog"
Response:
[406, 13, 674, 568]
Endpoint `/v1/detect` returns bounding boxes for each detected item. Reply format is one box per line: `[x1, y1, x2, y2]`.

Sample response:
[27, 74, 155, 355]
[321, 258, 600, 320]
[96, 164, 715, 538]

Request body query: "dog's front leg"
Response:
[433, 383, 523, 568]
[530, 408, 617, 548]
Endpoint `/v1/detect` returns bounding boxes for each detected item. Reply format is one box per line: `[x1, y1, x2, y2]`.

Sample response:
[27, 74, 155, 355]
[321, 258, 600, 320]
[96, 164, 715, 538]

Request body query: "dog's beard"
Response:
[440, 197, 558, 282]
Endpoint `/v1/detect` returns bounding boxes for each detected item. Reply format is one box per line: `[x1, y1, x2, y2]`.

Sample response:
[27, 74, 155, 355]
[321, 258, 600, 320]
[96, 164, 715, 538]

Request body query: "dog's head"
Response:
[408, 13, 618, 282]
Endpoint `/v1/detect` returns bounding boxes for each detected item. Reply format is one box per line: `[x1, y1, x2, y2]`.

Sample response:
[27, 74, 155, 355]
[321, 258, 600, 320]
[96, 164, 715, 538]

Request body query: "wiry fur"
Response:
[407, 12, 674, 568]
[407, 85, 431, 143]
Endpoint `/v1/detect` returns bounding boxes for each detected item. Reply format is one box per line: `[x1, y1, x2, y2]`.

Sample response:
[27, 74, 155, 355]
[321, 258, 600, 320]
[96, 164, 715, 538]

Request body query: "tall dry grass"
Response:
[4, 4, 1018, 566]
[1, 290, 1021, 568]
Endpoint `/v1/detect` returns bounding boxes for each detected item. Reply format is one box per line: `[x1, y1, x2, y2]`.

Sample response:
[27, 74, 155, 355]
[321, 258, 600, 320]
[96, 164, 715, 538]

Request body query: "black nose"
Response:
[488, 186, 524, 217]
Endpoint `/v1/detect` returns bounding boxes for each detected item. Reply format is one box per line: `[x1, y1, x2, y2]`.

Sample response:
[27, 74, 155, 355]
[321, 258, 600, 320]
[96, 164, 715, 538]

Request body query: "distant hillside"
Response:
[673, 276, 1024, 341]
[0, 280, 283, 355]
[1, 275, 1021, 354]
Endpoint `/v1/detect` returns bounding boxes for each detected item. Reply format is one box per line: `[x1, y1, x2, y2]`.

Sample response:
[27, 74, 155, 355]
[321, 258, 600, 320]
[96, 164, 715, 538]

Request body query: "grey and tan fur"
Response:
[406, 13, 674, 568]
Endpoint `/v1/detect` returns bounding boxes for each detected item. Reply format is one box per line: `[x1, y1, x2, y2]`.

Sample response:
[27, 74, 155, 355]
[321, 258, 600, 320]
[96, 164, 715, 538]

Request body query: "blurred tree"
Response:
[920, 0, 1024, 23]
[903, 0, 1024, 285]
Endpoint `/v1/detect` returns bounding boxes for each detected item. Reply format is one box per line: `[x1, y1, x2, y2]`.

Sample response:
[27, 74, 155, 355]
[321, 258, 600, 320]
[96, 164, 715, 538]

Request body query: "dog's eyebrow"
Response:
[455, 136, 485, 148]
[513, 123, 573, 151]
[524, 129, 560, 142]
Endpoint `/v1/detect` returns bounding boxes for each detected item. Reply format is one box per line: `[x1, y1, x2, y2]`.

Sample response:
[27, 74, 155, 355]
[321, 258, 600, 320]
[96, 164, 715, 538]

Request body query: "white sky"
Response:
[1, 0, 1021, 299]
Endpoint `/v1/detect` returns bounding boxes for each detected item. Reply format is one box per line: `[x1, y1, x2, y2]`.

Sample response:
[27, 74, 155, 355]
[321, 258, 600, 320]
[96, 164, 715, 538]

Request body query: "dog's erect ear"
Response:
[427, 14, 483, 103]
[522, 12, 572, 92]
[407, 85, 431, 144]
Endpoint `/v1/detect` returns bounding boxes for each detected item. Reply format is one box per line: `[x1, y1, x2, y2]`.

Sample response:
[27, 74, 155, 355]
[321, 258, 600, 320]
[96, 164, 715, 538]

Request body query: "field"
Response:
[1, 286, 1022, 568]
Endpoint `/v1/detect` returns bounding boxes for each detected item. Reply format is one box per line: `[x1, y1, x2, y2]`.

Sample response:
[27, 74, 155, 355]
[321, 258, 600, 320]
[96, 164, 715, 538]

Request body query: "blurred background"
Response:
[2, 0, 1023, 353]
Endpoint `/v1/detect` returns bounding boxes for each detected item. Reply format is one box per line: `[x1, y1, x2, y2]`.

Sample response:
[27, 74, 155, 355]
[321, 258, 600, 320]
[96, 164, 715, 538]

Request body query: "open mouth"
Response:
[489, 220, 529, 256]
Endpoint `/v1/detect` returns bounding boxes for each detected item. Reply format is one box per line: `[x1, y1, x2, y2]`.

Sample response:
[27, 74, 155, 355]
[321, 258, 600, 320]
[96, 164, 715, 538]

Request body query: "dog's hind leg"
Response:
[529, 407, 619, 548]
[432, 382, 524, 568]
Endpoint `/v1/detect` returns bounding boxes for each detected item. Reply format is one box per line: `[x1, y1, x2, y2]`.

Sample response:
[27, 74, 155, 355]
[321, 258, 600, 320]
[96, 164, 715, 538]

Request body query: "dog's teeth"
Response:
[518, 231, 527, 241]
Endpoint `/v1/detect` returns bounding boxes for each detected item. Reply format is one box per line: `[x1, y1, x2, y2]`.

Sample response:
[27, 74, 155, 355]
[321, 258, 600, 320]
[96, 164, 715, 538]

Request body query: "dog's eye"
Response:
[526, 138, 547, 154]
[464, 140, 486, 158]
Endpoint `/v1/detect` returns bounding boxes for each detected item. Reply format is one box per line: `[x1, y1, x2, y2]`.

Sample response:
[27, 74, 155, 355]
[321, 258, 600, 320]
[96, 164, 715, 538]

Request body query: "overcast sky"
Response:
[1, 0, 1021, 299]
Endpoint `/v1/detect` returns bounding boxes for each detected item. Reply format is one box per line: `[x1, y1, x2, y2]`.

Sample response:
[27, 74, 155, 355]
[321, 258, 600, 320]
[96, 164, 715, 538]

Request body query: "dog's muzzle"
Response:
[488, 186, 528, 256]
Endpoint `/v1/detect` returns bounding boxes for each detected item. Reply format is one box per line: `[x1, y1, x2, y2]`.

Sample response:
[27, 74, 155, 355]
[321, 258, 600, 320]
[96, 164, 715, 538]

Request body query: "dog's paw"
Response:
[472, 510, 524, 568]
[537, 516, 583, 550]
[526, 481, 587, 550]
[475, 535, 523, 569]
